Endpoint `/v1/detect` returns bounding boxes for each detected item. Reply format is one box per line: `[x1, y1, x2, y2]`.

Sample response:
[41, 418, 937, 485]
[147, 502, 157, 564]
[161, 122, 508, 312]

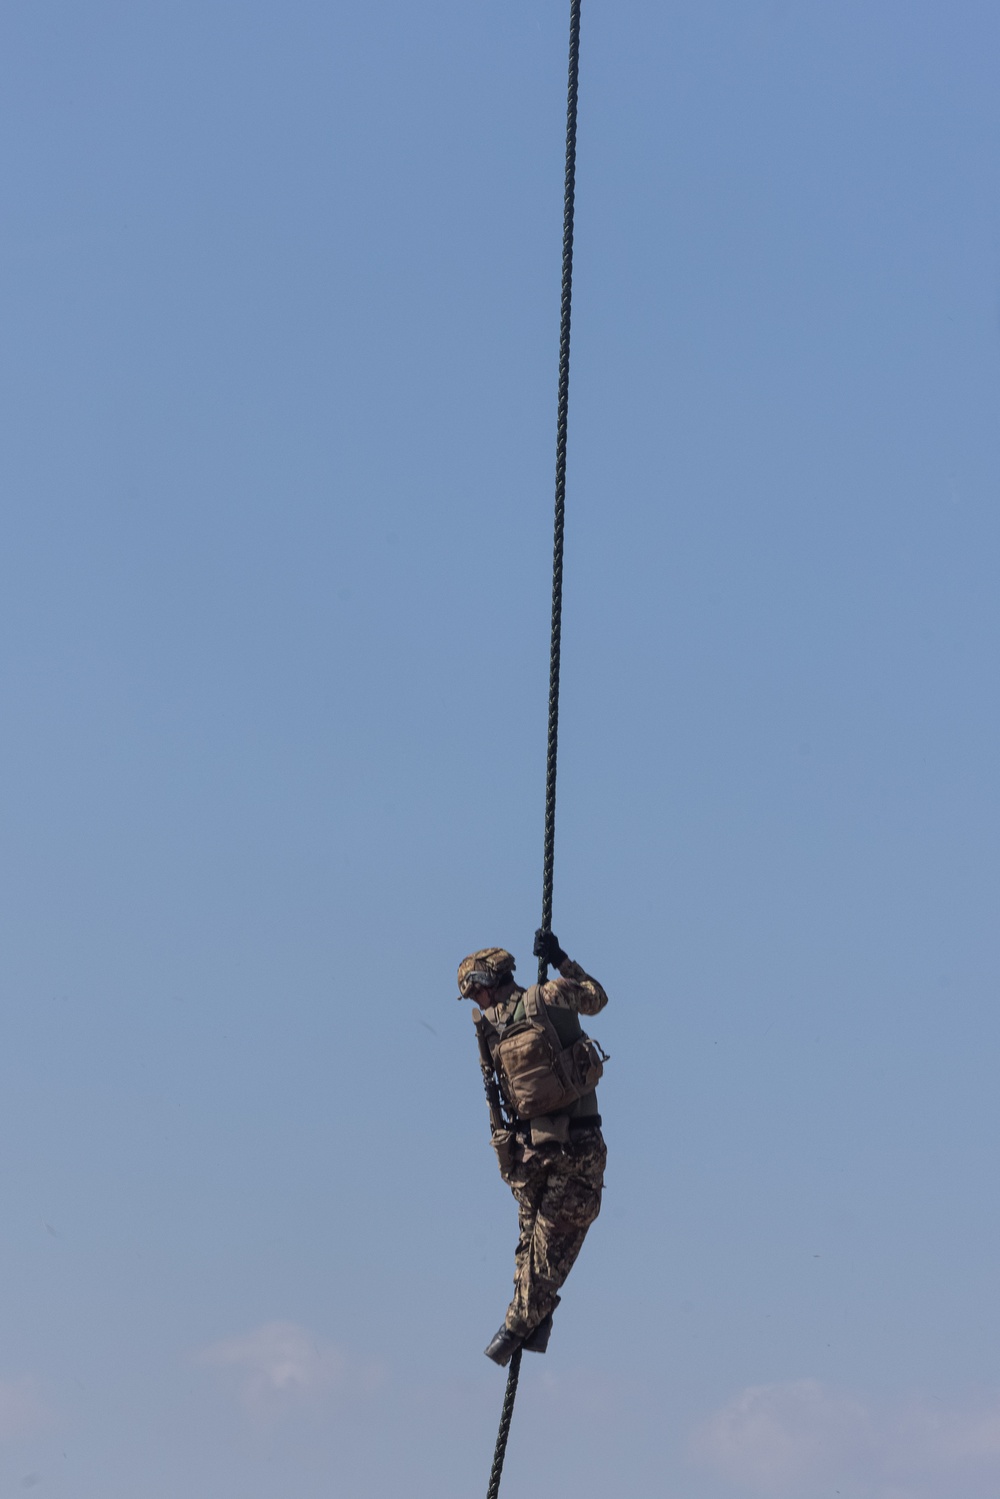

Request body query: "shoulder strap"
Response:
[522, 984, 566, 1054]
[488, 990, 522, 1039]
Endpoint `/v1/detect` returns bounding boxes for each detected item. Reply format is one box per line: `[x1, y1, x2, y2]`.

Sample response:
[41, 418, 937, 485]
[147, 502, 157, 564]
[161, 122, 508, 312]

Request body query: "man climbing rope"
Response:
[457, 929, 608, 1366]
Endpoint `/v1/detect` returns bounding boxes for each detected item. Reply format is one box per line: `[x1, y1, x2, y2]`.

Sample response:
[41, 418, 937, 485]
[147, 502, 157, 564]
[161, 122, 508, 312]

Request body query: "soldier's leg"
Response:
[504, 1146, 549, 1334]
[505, 1132, 606, 1337]
[514, 1181, 541, 1280]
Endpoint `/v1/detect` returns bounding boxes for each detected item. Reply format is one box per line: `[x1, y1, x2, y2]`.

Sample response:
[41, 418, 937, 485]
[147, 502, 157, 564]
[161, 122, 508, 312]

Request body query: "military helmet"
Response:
[457, 947, 516, 1000]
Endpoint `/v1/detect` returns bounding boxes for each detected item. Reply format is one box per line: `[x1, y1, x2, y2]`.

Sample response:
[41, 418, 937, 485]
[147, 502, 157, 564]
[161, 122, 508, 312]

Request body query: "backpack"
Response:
[494, 985, 608, 1120]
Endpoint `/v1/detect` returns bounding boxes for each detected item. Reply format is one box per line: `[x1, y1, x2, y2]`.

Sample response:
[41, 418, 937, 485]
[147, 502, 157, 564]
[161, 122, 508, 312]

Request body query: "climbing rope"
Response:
[538, 0, 582, 990]
[486, 4, 584, 1497]
[485, 1346, 522, 1499]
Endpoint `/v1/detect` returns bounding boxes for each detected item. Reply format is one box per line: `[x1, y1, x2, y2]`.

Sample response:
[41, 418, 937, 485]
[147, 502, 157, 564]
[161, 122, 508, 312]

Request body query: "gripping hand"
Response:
[533, 928, 568, 969]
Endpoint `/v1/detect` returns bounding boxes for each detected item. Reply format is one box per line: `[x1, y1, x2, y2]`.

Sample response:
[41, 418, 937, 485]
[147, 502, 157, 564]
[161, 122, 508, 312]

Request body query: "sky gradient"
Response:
[3, 3, 1000, 1496]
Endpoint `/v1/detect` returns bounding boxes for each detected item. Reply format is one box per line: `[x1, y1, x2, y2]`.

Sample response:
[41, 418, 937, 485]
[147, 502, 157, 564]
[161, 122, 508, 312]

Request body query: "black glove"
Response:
[533, 928, 568, 969]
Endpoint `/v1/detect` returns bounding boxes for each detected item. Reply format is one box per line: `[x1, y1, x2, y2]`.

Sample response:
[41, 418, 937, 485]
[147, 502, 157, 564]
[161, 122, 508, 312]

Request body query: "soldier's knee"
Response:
[545, 1176, 602, 1232]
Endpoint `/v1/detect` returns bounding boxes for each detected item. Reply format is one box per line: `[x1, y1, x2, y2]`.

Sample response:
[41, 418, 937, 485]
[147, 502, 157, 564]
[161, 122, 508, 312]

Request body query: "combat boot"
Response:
[484, 1325, 523, 1366]
[522, 1295, 560, 1354]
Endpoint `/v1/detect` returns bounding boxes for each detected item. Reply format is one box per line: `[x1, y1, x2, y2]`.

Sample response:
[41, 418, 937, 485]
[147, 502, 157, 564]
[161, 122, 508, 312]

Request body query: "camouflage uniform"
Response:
[479, 959, 608, 1338]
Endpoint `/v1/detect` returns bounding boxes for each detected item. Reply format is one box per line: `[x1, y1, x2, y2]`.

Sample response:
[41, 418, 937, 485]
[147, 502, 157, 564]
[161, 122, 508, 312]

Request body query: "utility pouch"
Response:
[571, 1036, 609, 1092]
[529, 1113, 571, 1147]
[491, 1128, 517, 1181]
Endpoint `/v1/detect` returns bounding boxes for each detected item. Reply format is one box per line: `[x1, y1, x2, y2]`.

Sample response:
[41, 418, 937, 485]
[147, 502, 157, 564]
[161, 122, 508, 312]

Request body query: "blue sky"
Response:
[3, 2, 1000, 1495]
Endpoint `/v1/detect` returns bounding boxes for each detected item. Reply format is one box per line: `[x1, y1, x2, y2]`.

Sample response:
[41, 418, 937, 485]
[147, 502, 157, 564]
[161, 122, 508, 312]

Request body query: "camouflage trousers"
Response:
[503, 1130, 607, 1338]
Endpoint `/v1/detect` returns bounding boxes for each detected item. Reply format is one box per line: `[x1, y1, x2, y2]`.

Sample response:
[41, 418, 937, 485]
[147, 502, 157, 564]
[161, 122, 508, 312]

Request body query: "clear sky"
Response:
[3, 2, 1000, 1496]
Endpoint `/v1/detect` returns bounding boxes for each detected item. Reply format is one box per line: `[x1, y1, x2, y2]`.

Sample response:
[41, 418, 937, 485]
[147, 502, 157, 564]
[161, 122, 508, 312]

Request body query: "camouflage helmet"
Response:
[457, 947, 516, 1000]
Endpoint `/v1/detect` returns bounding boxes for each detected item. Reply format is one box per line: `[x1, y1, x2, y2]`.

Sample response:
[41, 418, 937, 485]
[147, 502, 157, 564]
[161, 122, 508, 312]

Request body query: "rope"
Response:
[484, 6, 584, 1499]
[485, 1348, 522, 1499]
[538, 0, 582, 987]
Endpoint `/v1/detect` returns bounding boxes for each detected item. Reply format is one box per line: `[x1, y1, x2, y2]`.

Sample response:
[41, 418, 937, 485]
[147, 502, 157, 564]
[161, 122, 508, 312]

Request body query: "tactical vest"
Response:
[493, 985, 608, 1120]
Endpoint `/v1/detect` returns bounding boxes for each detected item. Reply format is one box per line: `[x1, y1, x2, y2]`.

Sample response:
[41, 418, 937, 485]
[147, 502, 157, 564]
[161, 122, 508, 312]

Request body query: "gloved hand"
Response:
[533, 928, 568, 969]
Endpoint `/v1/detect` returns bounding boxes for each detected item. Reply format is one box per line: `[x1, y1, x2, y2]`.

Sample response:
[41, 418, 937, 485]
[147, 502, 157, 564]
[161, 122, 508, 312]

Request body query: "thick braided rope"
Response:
[485, 1348, 522, 1499]
[486, 9, 583, 1497]
[538, 0, 582, 986]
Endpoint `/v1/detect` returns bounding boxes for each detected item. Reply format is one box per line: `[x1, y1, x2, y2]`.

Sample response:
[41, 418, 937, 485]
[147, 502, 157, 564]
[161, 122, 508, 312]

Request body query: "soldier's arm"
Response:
[545, 957, 608, 1016]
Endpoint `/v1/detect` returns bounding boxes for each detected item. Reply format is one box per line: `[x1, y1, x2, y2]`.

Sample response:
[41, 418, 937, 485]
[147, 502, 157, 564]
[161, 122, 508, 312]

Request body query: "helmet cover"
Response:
[457, 947, 516, 1000]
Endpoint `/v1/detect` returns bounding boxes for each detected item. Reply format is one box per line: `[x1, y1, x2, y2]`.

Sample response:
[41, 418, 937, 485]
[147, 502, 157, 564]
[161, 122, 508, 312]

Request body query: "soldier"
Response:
[457, 929, 609, 1366]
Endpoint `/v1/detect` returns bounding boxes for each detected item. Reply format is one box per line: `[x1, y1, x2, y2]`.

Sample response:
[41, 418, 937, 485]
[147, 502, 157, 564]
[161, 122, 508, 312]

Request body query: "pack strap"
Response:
[521, 983, 568, 1056]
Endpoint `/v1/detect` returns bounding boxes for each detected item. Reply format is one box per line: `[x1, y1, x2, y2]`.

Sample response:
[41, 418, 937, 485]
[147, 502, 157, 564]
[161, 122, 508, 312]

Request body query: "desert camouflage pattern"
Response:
[457, 947, 516, 997]
[503, 1128, 607, 1337]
